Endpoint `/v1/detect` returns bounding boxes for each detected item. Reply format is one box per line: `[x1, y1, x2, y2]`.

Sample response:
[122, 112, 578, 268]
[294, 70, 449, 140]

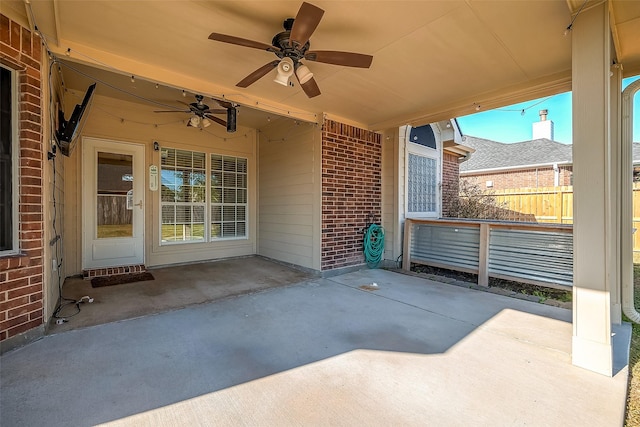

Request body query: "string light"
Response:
[564, 0, 588, 36]
[52, 49, 319, 139]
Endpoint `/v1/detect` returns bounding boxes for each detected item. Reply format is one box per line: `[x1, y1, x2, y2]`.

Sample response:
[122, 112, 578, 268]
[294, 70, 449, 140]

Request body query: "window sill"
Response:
[0, 252, 31, 271]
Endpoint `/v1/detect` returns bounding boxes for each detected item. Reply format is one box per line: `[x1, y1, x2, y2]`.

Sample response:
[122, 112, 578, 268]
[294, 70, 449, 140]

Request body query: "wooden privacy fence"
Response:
[491, 184, 640, 262]
[402, 218, 574, 289]
[97, 194, 132, 226]
[492, 186, 574, 224]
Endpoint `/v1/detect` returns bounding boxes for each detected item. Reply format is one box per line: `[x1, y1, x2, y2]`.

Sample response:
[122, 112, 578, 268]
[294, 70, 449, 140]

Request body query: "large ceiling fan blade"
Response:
[299, 76, 321, 98]
[236, 60, 280, 88]
[208, 33, 275, 51]
[154, 109, 191, 113]
[289, 2, 324, 48]
[305, 50, 373, 68]
[206, 114, 227, 127]
[205, 109, 228, 115]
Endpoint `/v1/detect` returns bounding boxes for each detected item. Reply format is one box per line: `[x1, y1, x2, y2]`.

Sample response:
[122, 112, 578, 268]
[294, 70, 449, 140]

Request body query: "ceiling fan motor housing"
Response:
[272, 28, 310, 62]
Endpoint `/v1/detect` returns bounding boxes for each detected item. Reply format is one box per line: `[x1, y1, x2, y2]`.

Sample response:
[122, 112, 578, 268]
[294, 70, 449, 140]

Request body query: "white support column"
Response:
[610, 63, 623, 325]
[571, 1, 615, 376]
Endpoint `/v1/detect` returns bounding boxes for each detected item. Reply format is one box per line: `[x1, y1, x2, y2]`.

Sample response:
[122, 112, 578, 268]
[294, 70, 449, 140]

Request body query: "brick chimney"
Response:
[532, 109, 554, 140]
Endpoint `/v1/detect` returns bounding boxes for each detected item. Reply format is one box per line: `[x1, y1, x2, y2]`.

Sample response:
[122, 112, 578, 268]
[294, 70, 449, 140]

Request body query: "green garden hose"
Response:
[364, 223, 385, 268]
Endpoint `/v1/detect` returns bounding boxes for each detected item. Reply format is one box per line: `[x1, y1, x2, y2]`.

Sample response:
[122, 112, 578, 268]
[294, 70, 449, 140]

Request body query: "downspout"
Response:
[621, 78, 640, 323]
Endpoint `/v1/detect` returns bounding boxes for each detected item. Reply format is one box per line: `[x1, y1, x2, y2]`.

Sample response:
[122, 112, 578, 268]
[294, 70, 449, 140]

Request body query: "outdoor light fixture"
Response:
[226, 107, 237, 133]
[274, 57, 295, 86]
[295, 64, 313, 85]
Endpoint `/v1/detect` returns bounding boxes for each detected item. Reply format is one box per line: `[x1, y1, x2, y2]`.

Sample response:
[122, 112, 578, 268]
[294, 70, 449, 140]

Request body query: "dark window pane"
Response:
[0, 67, 13, 251]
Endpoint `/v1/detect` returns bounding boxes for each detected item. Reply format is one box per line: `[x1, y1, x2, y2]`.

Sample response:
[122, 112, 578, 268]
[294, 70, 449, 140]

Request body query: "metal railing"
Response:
[402, 218, 573, 289]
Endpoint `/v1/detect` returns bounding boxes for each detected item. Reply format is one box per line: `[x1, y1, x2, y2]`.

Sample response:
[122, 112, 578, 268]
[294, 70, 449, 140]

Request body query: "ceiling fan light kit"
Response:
[208, 1, 373, 99]
[274, 57, 295, 86]
[295, 64, 313, 85]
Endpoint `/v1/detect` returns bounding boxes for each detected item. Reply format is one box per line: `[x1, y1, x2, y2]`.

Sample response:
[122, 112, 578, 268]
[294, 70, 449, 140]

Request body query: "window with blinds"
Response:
[160, 148, 247, 244]
[210, 155, 247, 239]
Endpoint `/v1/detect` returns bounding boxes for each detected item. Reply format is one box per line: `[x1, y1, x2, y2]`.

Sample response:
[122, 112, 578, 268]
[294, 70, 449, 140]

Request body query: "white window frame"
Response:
[210, 154, 248, 240]
[159, 147, 248, 246]
[0, 65, 19, 256]
[159, 147, 207, 245]
[405, 129, 441, 219]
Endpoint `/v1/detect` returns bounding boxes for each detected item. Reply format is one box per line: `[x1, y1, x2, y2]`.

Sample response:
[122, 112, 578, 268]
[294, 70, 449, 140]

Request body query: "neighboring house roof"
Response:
[460, 136, 640, 173]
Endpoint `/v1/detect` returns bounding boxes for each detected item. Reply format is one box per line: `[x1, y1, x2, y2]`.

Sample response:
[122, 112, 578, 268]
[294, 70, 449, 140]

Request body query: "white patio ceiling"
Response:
[6, 0, 640, 129]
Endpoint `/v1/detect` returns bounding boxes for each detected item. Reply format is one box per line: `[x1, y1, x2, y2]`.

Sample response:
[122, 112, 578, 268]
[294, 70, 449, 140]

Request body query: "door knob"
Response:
[134, 200, 143, 209]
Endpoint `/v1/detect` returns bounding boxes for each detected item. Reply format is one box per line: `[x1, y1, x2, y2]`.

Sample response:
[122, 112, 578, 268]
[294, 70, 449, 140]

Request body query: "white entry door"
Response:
[82, 138, 145, 269]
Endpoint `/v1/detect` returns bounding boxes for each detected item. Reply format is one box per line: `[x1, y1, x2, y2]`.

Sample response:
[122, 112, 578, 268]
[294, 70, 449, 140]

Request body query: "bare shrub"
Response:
[443, 179, 510, 220]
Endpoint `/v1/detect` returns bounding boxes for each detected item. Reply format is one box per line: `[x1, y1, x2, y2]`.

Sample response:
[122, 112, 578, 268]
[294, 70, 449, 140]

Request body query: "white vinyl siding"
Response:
[257, 122, 320, 270]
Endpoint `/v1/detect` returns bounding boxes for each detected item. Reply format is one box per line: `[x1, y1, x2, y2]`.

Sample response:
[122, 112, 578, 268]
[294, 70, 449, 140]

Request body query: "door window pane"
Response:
[97, 152, 133, 238]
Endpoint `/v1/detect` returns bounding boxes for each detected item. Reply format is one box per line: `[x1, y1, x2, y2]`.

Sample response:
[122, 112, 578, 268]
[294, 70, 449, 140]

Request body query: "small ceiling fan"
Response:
[154, 94, 237, 132]
[208, 1, 373, 98]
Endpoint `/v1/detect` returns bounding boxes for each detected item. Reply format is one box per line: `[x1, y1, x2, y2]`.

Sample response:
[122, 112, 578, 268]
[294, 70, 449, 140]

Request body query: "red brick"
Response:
[9, 20, 20, 50]
[0, 15, 9, 45]
[32, 32, 42, 60]
[6, 318, 42, 339]
[8, 300, 41, 319]
[21, 26, 31, 55]
[0, 278, 29, 292]
[7, 284, 41, 300]
[21, 185, 42, 196]
[0, 295, 29, 311]
[0, 313, 29, 331]
[29, 308, 43, 321]
[7, 266, 42, 281]
[321, 119, 381, 271]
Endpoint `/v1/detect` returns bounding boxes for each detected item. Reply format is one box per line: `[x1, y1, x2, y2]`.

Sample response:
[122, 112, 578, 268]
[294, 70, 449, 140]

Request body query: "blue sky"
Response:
[457, 76, 640, 144]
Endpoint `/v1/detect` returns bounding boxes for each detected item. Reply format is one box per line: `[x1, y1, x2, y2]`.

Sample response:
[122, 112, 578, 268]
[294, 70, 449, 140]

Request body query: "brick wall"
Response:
[441, 152, 459, 217]
[321, 120, 382, 271]
[461, 165, 573, 190]
[0, 15, 45, 343]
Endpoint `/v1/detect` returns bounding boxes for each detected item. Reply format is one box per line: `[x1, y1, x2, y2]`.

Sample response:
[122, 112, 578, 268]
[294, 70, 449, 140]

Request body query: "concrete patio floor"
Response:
[0, 267, 630, 426]
[47, 256, 313, 334]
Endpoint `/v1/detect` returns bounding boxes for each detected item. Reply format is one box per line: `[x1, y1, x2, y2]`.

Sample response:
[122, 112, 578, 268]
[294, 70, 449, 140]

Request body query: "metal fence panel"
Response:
[410, 223, 480, 270]
[488, 228, 573, 286]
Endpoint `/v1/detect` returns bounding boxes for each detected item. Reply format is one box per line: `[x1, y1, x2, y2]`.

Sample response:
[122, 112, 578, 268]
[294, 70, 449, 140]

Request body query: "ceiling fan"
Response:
[208, 1, 373, 98]
[154, 94, 237, 132]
